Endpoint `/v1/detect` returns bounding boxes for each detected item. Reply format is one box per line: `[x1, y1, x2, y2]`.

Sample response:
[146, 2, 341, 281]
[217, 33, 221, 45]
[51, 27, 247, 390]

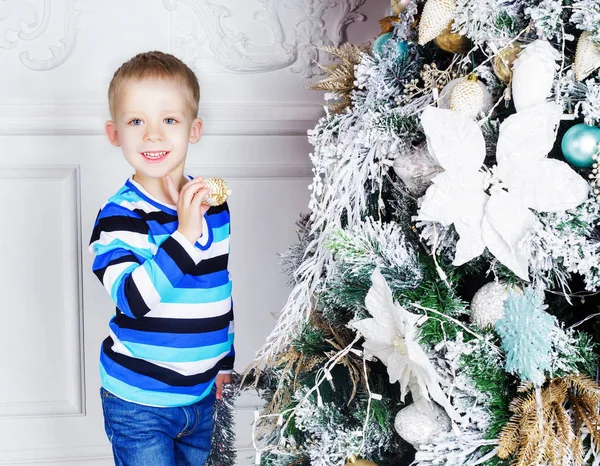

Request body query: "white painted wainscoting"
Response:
[0, 1, 385, 464]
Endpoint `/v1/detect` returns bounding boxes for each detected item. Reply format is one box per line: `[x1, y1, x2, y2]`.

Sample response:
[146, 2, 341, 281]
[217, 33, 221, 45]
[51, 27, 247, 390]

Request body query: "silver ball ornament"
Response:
[394, 403, 451, 448]
[470, 282, 518, 329]
[392, 143, 441, 195]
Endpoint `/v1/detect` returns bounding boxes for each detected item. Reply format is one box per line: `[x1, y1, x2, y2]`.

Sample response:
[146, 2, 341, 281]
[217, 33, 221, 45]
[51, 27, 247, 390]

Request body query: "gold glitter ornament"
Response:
[492, 42, 523, 83]
[574, 31, 600, 81]
[449, 74, 485, 119]
[434, 23, 470, 53]
[418, 0, 456, 46]
[203, 177, 231, 206]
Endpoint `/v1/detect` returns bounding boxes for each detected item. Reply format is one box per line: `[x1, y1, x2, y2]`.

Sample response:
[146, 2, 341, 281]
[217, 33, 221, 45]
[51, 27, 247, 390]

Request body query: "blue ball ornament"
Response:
[372, 32, 409, 58]
[561, 123, 600, 168]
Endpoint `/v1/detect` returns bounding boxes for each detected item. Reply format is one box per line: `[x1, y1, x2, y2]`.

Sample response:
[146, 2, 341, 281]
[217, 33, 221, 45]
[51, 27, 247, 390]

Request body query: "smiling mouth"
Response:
[141, 151, 170, 162]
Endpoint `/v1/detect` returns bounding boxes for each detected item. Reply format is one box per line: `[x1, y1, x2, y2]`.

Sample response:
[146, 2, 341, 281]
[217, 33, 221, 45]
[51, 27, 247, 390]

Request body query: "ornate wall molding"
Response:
[0, 0, 81, 70]
[164, 0, 367, 77]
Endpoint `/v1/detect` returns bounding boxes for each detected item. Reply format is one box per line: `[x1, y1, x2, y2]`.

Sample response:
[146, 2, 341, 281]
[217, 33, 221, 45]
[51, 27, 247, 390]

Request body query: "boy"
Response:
[89, 51, 234, 466]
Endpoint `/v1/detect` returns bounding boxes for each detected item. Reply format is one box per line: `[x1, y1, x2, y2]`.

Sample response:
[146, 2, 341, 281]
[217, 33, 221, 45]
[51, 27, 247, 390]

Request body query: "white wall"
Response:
[0, 1, 385, 464]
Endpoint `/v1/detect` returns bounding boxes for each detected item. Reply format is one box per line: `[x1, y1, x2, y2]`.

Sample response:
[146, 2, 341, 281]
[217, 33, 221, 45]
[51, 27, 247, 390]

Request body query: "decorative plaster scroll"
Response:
[0, 0, 81, 71]
[164, 0, 367, 77]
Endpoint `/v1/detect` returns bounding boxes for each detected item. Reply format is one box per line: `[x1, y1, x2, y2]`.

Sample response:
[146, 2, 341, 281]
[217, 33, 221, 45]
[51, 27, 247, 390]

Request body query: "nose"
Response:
[143, 122, 163, 142]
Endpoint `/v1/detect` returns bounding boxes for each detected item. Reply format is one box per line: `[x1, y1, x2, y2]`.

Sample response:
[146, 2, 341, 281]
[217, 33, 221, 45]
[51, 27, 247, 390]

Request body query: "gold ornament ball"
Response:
[435, 23, 470, 53]
[492, 43, 522, 83]
[449, 74, 485, 118]
[345, 459, 378, 466]
[203, 177, 231, 206]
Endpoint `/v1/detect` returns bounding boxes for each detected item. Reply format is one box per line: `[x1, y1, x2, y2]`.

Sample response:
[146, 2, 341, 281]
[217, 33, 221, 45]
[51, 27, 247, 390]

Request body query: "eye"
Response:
[164, 118, 177, 125]
[129, 118, 143, 126]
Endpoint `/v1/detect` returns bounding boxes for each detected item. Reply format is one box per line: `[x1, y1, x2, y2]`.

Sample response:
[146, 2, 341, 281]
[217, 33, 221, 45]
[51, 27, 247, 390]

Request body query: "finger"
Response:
[191, 188, 210, 210]
[180, 179, 207, 206]
[215, 380, 223, 400]
[180, 181, 207, 207]
[165, 175, 180, 205]
[180, 176, 206, 195]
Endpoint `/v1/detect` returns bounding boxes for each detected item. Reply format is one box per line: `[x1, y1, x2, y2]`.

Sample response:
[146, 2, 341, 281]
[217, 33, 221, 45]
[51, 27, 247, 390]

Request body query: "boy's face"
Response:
[105, 78, 202, 183]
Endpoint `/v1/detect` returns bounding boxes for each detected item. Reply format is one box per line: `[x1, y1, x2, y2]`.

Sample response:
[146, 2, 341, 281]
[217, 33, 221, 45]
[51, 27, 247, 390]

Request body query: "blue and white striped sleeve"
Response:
[218, 203, 235, 374]
[89, 203, 206, 319]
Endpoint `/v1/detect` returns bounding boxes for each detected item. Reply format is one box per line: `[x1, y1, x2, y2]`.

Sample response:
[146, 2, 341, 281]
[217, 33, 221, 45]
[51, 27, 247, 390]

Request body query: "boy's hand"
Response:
[215, 373, 232, 400]
[166, 175, 211, 244]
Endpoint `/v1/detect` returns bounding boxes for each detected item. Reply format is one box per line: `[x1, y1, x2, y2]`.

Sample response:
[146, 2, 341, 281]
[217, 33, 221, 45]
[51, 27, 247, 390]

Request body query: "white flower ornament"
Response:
[351, 268, 460, 421]
[417, 102, 589, 280]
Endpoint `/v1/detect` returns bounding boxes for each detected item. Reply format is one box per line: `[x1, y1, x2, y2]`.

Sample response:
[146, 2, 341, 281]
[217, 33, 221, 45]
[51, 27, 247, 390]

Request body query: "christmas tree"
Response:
[244, 0, 600, 465]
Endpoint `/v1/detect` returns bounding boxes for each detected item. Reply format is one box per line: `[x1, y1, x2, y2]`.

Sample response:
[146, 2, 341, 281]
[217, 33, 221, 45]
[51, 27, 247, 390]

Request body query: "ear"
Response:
[189, 118, 203, 144]
[105, 120, 121, 147]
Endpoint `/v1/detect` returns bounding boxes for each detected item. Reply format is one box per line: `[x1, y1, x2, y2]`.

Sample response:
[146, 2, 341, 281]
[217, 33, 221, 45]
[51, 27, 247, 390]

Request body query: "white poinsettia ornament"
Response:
[351, 268, 459, 421]
[417, 102, 589, 280]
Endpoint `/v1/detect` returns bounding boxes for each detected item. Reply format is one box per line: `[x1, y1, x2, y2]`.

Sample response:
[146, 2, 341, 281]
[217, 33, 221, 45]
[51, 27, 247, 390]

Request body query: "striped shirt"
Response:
[89, 176, 234, 407]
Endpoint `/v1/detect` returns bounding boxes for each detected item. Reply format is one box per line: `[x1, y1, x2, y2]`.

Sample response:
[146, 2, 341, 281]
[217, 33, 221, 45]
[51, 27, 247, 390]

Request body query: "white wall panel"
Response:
[0, 1, 385, 463]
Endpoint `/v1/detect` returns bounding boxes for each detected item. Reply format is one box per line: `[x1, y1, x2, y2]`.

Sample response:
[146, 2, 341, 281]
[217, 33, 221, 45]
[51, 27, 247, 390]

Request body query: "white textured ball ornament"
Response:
[439, 77, 492, 114]
[470, 282, 516, 329]
[574, 31, 600, 81]
[394, 403, 451, 448]
[418, 0, 456, 46]
[511, 40, 560, 112]
[449, 74, 486, 119]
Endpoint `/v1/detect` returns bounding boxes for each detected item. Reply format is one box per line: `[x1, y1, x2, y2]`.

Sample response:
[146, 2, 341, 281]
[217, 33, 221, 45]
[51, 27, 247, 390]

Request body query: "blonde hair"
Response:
[108, 51, 200, 118]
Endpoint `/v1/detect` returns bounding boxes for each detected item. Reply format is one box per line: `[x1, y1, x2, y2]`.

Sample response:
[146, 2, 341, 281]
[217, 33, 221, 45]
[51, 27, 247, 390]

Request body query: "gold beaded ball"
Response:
[449, 74, 485, 119]
[204, 177, 231, 206]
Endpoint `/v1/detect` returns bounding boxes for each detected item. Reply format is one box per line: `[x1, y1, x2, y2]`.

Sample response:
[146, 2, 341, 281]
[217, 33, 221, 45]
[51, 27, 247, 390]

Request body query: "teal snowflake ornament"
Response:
[495, 288, 556, 386]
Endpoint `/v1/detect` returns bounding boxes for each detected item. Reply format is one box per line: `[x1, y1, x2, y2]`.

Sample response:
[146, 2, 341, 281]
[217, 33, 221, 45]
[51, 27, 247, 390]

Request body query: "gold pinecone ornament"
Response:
[574, 31, 600, 81]
[449, 74, 485, 118]
[418, 0, 456, 46]
[204, 177, 231, 206]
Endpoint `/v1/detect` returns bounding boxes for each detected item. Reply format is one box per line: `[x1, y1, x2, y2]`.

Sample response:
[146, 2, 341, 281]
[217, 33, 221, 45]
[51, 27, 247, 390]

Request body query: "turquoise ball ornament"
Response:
[372, 32, 409, 58]
[561, 123, 600, 168]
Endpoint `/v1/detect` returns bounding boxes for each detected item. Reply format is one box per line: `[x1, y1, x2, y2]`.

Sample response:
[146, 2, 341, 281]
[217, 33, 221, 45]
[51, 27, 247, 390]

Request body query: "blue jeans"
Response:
[100, 387, 215, 466]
